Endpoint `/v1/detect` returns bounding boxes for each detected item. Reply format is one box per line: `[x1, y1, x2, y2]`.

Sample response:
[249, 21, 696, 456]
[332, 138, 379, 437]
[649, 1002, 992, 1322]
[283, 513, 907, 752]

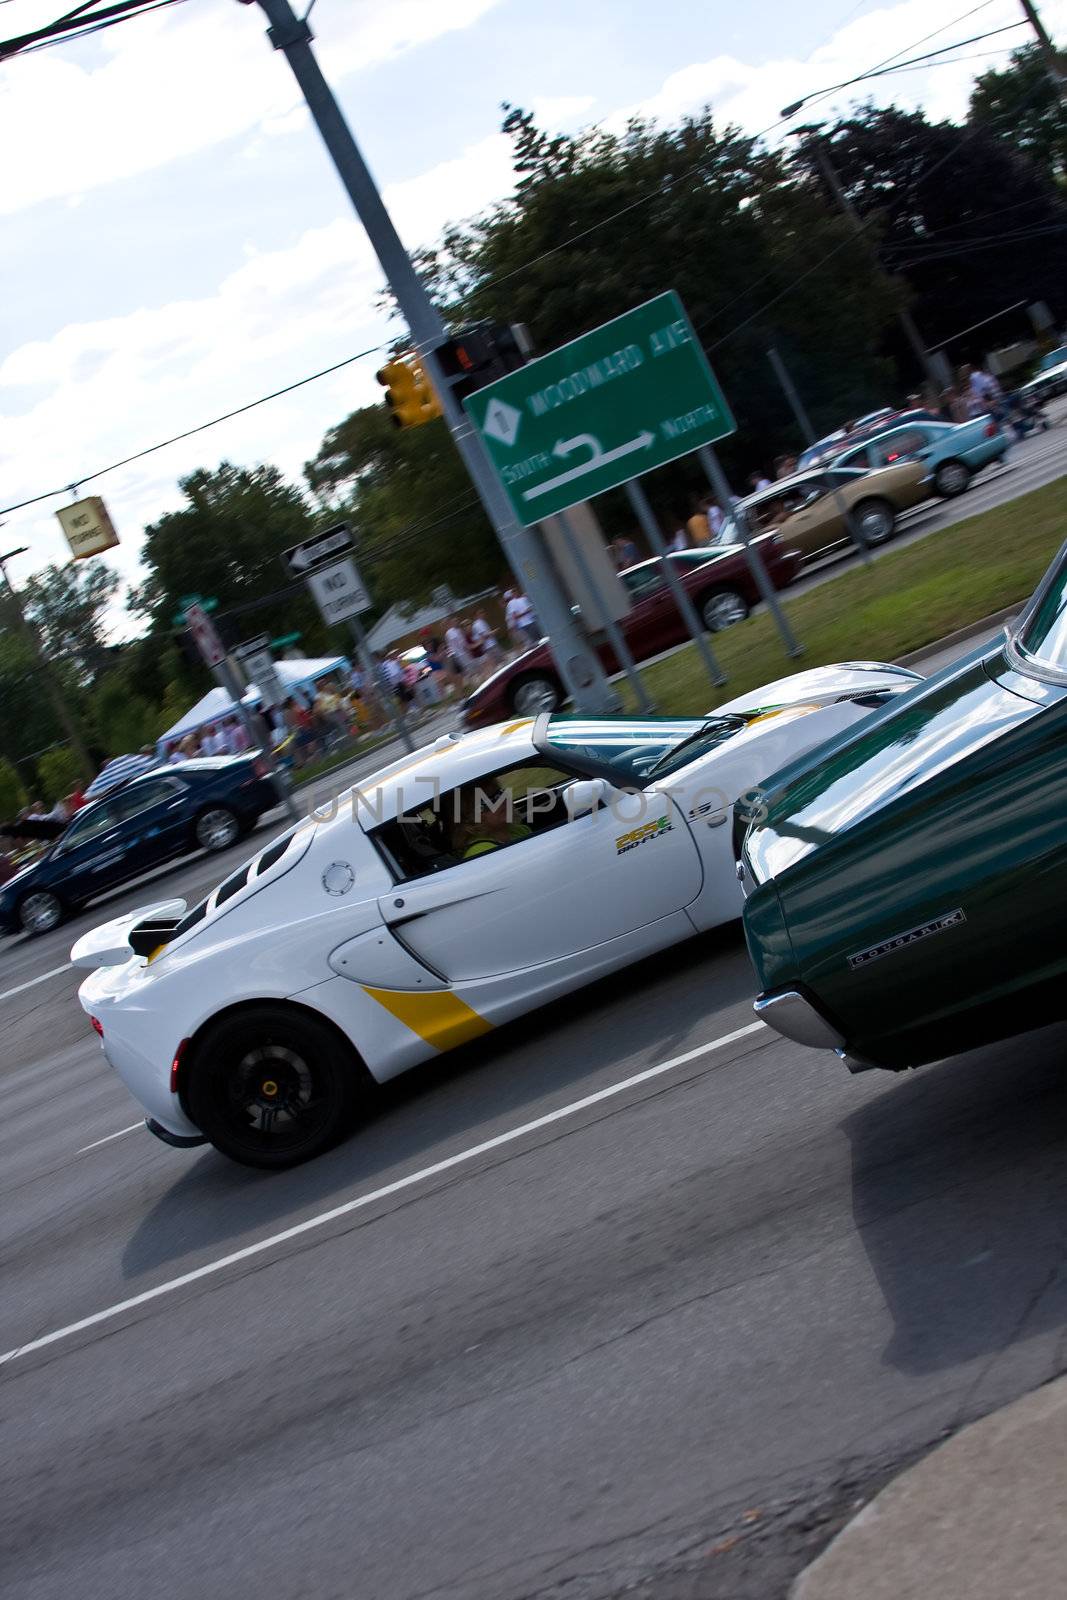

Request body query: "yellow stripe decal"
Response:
[361, 986, 493, 1052]
[499, 718, 534, 737]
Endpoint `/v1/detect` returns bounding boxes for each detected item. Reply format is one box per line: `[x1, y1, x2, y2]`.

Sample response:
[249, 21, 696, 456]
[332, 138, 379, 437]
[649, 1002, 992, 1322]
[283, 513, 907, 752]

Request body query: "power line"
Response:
[472, 19, 1026, 301]
[0, 341, 389, 517]
[0, 0, 186, 59]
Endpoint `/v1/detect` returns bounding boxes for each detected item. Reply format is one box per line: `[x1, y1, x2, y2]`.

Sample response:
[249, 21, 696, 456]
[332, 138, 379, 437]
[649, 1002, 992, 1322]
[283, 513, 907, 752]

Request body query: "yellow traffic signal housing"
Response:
[375, 353, 442, 428]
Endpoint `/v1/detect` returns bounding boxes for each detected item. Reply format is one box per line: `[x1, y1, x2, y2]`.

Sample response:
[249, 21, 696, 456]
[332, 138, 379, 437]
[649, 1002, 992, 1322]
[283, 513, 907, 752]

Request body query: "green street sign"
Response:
[463, 290, 735, 526]
[271, 632, 302, 649]
[173, 594, 218, 626]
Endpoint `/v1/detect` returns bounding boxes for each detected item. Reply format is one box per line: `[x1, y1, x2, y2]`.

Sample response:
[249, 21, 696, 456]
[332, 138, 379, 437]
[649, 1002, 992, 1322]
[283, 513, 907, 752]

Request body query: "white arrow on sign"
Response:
[286, 526, 352, 572]
[521, 430, 656, 503]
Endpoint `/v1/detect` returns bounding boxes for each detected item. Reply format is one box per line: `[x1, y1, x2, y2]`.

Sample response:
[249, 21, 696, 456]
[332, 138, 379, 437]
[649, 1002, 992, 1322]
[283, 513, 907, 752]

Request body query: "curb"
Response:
[791, 1373, 1067, 1600]
[896, 604, 1018, 668]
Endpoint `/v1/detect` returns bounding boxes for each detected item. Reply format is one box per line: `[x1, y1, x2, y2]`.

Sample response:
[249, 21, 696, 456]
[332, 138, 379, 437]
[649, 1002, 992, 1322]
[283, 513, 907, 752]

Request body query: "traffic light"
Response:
[435, 322, 530, 401]
[375, 354, 441, 428]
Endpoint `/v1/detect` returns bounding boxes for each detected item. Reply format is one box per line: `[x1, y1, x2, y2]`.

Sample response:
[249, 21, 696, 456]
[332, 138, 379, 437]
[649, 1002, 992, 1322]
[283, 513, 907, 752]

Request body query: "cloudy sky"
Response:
[1, 0, 1063, 634]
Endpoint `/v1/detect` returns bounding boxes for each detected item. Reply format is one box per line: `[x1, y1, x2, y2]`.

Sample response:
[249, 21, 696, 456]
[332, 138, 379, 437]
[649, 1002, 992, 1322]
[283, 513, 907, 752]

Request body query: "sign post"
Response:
[234, 634, 286, 710]
[283, 527, 415, 755]
[466, 292, 735, 693]
[181, 605, 297, 822]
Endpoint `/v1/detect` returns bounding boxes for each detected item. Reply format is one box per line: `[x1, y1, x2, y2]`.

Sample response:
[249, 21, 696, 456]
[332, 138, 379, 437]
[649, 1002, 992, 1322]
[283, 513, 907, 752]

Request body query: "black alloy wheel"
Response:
[186, 1007, 362, 1169]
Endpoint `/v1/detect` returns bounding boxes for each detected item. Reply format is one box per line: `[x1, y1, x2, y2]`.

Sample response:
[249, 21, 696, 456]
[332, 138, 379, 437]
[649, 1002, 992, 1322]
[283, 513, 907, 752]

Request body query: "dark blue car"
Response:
[0, 756, 277, 936]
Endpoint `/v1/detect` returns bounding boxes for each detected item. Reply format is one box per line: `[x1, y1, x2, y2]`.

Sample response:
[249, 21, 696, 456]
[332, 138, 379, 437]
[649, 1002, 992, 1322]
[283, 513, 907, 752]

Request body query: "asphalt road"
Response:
[2, 424, 1065, 1599]
[5, 631, 1067, 1599]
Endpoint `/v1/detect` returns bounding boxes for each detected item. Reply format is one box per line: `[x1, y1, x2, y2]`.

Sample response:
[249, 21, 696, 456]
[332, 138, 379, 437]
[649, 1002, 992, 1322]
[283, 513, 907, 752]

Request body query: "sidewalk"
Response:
[793, 1374, 1067, 1600]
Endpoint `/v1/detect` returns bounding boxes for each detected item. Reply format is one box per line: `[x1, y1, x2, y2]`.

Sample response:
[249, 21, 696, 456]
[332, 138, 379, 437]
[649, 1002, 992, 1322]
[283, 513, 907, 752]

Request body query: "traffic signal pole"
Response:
[250, 0, 618, 717]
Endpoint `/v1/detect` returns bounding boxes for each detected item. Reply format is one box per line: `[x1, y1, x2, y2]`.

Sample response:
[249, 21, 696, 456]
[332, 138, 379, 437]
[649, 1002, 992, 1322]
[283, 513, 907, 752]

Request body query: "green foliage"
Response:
[969, 45, 1067, 190]
[92, 671, 159, 756]
[36, 746, 83, 806]
[805, 105, 1067, 364]
[131, 461, 330, 652]
[22, 561, 119, 680]
[417, 108, 901, 487]
[305, 407, 502, 607]
[0, 757, 26, 818]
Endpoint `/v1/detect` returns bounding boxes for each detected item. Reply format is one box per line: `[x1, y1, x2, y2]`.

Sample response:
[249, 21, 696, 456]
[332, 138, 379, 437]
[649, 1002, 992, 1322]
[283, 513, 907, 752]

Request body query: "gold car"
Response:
[727, 462, 927, 563]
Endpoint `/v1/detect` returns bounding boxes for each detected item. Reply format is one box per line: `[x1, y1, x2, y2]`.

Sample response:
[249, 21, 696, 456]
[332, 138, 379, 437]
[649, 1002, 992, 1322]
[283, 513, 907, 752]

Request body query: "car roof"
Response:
[736, 467, 860, 507]
[344, 721, 542, 828]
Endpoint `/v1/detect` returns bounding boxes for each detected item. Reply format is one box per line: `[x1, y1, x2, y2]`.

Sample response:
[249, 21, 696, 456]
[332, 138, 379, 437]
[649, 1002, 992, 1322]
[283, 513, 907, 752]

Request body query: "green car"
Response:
[738, 539, 1067, 1075]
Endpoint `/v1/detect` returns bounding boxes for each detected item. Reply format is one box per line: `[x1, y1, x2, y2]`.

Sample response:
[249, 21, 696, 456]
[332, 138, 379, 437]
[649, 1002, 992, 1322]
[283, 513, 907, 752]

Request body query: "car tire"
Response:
[186, 1006, 365, 1169]
[17, 890, 64, 937]
[194, 806, 241, 852]
[852, 497, 896, 545]
[700, 588, 750, 632]
[509, 673, 563, 716]
[933, 459, 972, 497]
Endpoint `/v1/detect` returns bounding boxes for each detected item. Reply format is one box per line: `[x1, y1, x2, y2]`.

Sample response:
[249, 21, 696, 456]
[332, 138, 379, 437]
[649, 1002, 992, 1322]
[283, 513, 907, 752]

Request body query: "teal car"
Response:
[833, 416, 1007, 499]
[738, 539, 1067, 1076]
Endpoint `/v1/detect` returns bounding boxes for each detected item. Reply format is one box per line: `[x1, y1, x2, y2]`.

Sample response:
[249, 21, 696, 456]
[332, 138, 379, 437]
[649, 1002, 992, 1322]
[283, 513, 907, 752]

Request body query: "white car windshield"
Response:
[542, 716, 748, 785]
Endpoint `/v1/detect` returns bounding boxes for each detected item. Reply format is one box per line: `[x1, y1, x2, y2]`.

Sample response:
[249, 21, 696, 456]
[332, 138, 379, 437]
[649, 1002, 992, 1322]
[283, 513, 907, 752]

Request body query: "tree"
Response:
[22, 561, 118, 681]
[800, 106, 1067, 364]
[969, 45, 1067, 190]
[305, 406, 503, 607]
[36, 746, 83, 805]
[93, 671, 159, 756]
[131, 461, 331, 657]
[0, 757, 25, 819]
[416, 107, 902, 487]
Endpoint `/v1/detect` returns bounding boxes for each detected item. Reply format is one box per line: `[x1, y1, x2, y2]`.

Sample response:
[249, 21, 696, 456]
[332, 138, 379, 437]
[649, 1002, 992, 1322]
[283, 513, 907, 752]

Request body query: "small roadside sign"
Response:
[464, 291, 735, 526]
[282, 523, 354, 578]
[56, 496, 119, 560]
[235, 636, 285, 708]
[306, 556, 372, 627]
[185, 601, 226, 668]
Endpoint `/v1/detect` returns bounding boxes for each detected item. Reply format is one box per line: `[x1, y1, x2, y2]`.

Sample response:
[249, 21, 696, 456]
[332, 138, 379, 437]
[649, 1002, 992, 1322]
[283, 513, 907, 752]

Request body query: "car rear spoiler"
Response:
[69, 898, 187, 970]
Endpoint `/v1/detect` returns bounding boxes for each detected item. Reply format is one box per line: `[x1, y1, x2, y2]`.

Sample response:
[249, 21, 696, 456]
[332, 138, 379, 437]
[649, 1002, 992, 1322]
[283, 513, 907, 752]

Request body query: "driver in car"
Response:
[452, 781, 532, 861]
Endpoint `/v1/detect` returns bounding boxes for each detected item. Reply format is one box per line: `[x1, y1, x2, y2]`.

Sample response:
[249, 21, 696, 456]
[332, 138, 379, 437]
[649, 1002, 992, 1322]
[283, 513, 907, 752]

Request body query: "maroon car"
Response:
[460, 537, 800, 726]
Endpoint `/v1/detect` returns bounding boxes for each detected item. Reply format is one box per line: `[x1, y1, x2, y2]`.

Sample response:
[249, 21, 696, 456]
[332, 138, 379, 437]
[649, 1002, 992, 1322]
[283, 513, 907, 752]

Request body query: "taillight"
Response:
[90, 1016, 104, 1038]
[985, 422, 997, 437]
[170, 1037, 191, 1096]
[253, 758, 268, 779]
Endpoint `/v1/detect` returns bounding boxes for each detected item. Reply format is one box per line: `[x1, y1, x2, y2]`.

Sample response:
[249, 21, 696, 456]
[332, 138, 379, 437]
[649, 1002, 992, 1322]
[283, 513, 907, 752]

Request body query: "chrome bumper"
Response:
[753, 990, 845, 1050]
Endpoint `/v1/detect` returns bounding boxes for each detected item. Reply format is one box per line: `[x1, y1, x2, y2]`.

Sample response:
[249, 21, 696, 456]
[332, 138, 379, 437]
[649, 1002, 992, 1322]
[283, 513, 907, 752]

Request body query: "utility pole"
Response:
[791, 126, 939, 391]
[0, 544, 94, 783]
[1018, 1, 1067, 102]
[249, 0, 618, 717]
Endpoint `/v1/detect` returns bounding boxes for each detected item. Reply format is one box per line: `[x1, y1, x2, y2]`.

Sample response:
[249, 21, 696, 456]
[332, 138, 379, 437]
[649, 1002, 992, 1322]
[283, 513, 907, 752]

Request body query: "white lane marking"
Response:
[0, 1019, 767, 1369]
[0, 963, 73, 1004]
[76, 1122, 144, 1155]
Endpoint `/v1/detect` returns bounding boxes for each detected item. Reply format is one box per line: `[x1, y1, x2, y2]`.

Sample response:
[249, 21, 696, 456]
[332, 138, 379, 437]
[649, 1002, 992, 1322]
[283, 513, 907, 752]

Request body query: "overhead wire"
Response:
[0, 0, 1051, 528]
[0, 342, 392, 517]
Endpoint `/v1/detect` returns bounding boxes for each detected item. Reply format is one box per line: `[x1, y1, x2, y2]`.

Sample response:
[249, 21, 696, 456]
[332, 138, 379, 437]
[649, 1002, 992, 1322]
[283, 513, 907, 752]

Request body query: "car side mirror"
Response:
[563, 777, 616, 819]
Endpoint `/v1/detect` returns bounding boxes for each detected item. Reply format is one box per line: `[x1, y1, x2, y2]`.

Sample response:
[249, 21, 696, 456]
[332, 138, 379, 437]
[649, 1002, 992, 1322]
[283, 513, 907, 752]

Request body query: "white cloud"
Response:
[4, 0, 1063, 628]
[624, 0, 1067, 137]
[0, 127, 520, 606]
[0, 0, 502, 217]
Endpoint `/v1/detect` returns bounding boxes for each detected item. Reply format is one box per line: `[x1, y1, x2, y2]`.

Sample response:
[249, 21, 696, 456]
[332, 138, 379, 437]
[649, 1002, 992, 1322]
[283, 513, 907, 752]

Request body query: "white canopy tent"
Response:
[156, 656, 350, 752]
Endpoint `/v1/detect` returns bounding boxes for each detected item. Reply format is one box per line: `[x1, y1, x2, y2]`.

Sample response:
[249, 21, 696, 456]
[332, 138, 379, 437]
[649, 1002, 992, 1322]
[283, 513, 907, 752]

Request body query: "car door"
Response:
[49, 799, 129, 898]
[780, 481, 840, 557]
[375, 761, 703, 982]
[111, 775, 193, 878]
[618, 563, 678, 658]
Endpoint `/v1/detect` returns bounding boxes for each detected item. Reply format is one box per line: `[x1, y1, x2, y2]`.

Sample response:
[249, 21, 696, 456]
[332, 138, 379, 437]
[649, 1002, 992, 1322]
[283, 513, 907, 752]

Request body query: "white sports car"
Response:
[74, 662, 919, 1168]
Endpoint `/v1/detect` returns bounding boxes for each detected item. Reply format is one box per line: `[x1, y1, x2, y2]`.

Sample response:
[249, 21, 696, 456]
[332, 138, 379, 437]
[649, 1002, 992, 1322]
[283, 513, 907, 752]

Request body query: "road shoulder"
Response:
[793, 1374, 1067, 1600]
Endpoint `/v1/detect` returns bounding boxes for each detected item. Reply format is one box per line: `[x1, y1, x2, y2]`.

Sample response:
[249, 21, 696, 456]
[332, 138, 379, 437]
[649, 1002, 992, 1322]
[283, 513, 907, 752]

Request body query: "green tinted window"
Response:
[543, 716, 745, 784]
[1019, 557, 1067, 673]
